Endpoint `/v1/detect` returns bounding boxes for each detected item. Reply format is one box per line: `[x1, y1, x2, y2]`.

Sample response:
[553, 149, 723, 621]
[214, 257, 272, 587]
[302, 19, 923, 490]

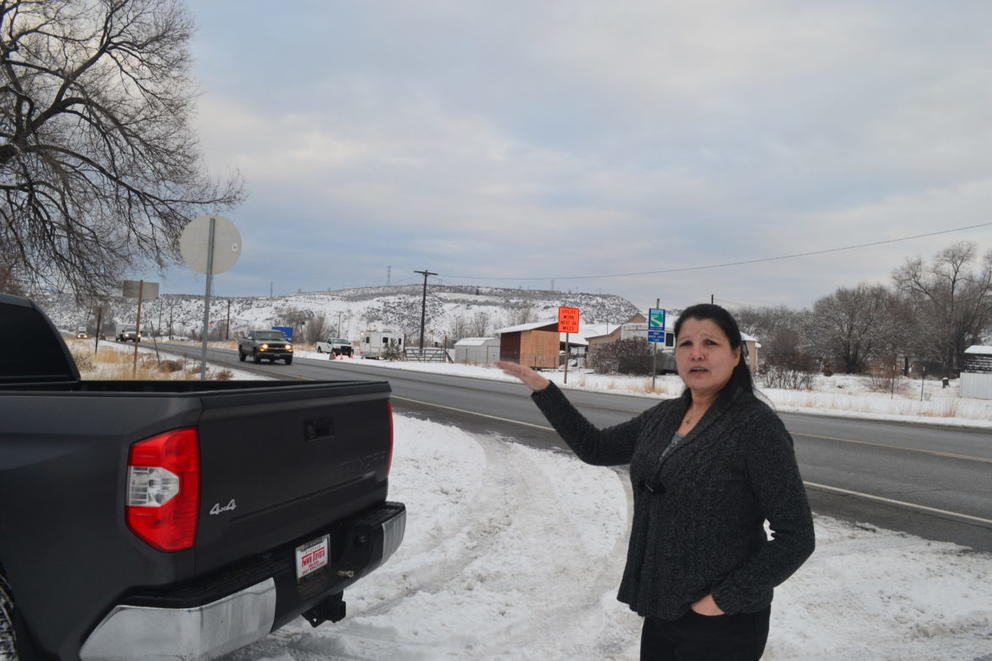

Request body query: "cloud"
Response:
[173, 1, 992, 308]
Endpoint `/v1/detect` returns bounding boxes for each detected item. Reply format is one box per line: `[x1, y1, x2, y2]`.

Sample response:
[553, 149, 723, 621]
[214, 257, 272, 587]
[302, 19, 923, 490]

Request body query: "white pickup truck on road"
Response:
[316, 337, 354, 356]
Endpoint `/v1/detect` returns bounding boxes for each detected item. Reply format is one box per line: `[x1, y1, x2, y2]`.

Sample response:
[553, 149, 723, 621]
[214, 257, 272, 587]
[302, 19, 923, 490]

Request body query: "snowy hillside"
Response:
[34, 285, 641, 343]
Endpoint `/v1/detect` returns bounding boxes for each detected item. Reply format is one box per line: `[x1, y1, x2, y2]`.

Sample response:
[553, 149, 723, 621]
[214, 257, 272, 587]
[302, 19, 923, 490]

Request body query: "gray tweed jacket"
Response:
[532, 382, 814, 620]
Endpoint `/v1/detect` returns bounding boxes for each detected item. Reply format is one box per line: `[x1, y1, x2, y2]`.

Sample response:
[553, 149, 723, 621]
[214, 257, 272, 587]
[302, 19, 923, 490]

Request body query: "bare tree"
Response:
[807, 283, 899, 374]
[447, 313, 469, 343]
[304, 315, 328, 344]
[510, 301, 536, 326]
[734, 305, 813, 370]
[0, 257, 24, 294]
[893, 242, 992, 374]
[0, 0, 243, 299]
[276, 306, 312, 341]
[468, 310, 490, 337]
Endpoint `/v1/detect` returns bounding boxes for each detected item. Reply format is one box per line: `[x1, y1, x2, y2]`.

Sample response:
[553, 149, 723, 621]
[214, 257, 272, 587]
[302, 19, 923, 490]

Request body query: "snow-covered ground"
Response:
[223, 414, 992, 661]
[294, 351, 992, 430]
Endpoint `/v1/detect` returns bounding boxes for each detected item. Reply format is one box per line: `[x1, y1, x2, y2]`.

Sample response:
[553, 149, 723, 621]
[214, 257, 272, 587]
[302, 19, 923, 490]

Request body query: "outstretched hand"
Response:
[495, 360, 551, 392]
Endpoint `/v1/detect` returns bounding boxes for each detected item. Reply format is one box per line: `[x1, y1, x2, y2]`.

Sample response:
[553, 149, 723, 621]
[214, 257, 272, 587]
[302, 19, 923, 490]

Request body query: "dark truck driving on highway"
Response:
[0, 293, 406, 661]
[239, 330, 294, 365]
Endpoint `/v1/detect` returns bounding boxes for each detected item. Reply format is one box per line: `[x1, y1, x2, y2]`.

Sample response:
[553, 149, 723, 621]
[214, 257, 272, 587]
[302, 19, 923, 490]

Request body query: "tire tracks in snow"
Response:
[228, 425, 641, 660]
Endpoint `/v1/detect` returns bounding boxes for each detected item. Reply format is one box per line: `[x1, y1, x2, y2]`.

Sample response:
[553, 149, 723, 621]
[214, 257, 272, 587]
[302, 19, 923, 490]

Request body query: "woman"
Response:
[496, 304, 814, 660]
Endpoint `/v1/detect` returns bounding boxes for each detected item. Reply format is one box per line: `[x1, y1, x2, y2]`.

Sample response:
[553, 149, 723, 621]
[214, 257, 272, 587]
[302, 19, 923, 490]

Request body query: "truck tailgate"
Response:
[194, 382, 391, 572]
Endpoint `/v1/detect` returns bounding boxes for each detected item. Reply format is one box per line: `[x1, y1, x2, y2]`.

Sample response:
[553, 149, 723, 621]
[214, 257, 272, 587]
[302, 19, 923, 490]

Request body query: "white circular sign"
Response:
[179, 215, 242, 274]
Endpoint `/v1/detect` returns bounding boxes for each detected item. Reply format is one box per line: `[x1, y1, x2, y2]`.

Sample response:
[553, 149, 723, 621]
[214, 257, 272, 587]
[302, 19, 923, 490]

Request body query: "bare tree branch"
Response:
[893, 241, 992, 373]
[0, 0, 243, 299]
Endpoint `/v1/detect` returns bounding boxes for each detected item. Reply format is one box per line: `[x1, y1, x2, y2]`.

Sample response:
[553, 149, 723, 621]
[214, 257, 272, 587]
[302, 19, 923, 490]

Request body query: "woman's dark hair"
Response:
[673, 303, 754, 396]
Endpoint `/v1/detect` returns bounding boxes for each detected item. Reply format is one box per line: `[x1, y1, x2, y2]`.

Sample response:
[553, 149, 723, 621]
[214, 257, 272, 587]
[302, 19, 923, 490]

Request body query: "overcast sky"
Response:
[147, 0, 992, 312]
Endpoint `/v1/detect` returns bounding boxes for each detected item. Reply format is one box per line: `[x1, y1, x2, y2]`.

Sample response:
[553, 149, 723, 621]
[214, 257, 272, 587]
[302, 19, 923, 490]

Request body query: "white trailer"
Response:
[359, 330, 405, 359]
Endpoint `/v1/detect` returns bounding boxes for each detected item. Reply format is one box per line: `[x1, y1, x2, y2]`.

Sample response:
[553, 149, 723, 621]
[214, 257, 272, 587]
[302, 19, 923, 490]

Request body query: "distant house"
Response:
[961, 345, 992, 399]
[585, 313, 649, 353]
[585, 312, 760, 372]
[740, 332, 760, 373]
[454, 337, 500, 365]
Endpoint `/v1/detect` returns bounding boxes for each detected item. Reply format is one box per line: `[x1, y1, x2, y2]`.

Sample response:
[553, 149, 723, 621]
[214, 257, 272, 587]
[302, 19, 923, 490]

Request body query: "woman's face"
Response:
[675, 317, 741, 400]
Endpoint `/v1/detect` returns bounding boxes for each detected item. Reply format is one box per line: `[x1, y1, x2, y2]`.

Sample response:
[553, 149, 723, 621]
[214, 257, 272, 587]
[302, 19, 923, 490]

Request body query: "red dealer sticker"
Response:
[295, 534, 330, 581]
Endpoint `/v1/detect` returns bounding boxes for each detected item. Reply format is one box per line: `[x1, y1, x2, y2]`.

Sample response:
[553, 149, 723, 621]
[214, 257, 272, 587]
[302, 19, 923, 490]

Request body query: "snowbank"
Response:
[229, 415, 992, 661]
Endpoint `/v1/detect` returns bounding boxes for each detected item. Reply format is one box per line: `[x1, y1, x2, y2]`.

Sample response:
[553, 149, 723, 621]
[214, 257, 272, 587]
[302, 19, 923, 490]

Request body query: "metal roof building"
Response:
[961, 345, 992, 399]
[453, 337, 500, 365]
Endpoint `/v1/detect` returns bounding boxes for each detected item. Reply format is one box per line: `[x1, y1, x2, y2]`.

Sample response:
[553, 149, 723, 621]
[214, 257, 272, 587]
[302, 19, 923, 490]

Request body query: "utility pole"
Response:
[132, 280, 145, 378]
[711, 294, 714, 304]
[387, 265, 391, 286]
[94, 307, 102, 354]
[414, 269, 437, 360]
[226, 299, 231, 341]
[337, 311, 343, 337]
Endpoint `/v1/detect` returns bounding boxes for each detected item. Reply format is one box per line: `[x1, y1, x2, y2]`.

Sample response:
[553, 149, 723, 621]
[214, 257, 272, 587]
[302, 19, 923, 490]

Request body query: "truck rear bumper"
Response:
[78, 579, 276, 661]
[78, 502, 406, 661]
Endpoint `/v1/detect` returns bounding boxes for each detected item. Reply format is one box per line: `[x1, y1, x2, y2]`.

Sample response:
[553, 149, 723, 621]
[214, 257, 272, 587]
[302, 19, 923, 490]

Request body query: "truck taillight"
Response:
[126, 427, 200, 551]
[387, 401, 394, 476]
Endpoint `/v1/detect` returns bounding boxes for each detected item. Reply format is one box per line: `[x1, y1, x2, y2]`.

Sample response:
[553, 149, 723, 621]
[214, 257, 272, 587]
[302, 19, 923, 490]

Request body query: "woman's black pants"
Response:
[640, 606, 771, 660]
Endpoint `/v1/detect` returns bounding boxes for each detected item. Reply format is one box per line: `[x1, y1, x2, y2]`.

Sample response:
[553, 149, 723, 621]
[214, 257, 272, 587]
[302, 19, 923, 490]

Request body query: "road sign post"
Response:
[558, 306, 580, 384]
[179, 215, 242, 380]
[648, 305, 666, 390]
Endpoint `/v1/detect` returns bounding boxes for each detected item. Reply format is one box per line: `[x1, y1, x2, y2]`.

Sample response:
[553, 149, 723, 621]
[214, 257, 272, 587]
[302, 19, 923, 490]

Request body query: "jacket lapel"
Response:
[657, 386, 743, 468]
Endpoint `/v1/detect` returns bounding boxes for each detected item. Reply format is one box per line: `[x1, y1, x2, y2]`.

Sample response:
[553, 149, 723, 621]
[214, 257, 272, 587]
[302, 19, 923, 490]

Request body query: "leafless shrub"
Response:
[761, 366, 815, 391]
[589, 339, 654, 375]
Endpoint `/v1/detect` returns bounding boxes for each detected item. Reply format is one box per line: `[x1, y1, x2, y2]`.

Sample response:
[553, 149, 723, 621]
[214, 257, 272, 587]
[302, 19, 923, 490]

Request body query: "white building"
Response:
[453, 337, 500, 365]
[961, 345, 992, 399]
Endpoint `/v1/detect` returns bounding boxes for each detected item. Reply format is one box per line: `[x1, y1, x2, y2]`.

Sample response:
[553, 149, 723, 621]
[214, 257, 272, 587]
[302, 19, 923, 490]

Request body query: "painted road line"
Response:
[797, 432, 992, 464]
[392, 396, 990, 526]
[391, 395, 555, 431]
[804, 481, 992, 526]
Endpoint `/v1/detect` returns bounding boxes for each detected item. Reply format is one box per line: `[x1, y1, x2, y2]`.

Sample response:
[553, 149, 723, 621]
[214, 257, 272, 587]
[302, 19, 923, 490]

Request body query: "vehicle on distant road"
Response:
[117, 327, 140, 342]
[74, 328, 88, 339]
[316, 337, 353, 357]
[239, 329, 294, 364]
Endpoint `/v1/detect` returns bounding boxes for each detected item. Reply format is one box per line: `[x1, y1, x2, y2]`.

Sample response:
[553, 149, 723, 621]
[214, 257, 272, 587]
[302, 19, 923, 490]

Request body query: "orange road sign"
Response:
[558, 306, 580, 333]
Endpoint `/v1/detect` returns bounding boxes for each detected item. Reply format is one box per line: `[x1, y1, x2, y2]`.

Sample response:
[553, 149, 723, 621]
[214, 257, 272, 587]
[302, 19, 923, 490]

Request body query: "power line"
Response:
[440, 221, 992, 282]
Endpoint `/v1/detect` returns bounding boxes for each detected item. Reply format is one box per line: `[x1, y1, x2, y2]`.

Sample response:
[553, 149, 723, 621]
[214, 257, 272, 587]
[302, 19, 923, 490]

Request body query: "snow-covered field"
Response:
[293, 351, 992, 430]
[223, 415, 992, 661]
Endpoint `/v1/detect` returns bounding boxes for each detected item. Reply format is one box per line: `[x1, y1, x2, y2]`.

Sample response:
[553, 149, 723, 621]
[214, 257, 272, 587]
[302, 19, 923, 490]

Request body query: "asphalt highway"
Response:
[156, 343, 992, 552]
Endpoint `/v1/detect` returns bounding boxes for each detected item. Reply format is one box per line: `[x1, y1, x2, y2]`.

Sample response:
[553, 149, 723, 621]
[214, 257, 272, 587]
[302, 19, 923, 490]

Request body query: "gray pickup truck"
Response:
[0, 293, 406, 661]
[238, 330, 294, 365]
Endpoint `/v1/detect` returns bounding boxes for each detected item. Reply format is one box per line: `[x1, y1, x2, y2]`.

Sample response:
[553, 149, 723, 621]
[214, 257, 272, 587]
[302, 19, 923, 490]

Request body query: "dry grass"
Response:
[66, 341, 233, 381]
[633, 379, 681, 396]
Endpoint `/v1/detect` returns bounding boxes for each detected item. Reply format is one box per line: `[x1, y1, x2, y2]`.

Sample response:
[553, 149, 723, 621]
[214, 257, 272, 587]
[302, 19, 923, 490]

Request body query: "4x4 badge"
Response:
[209, 499, 237, 516]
